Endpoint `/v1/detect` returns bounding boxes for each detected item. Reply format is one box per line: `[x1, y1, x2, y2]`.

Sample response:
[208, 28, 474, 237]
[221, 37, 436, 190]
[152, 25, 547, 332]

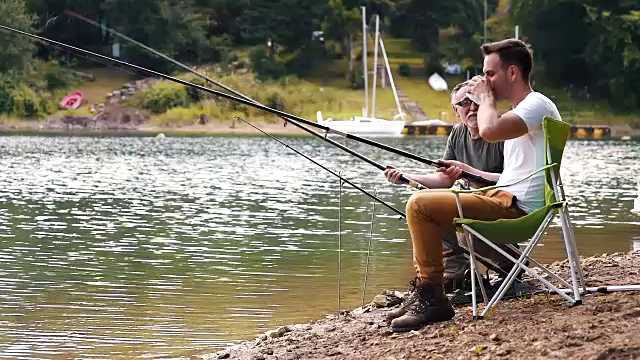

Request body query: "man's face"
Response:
[483, 53, 511, 101]
[452, 85, 479, 129]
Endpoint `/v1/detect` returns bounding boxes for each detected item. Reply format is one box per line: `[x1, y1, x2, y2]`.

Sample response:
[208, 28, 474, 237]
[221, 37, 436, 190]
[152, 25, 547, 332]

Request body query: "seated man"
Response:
[385, 80, 518, 295]
[388, 38, 563, 332]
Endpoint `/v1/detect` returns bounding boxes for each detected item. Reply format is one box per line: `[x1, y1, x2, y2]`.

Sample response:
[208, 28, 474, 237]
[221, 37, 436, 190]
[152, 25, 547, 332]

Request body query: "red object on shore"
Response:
[59, 91, 83, 109]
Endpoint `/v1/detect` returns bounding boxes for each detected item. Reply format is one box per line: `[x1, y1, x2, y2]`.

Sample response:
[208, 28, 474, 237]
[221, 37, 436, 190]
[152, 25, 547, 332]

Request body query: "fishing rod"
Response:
[0, 24, 510, 277]
[62, 9, 496, 187]
[235, 113, 514, 276]
[234, 116, 405, 218]
[62, 10, 427, 191]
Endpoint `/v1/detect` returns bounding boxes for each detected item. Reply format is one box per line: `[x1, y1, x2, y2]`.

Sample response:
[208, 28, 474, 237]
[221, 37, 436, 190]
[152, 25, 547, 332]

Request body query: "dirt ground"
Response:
[197, 251, 640, 360]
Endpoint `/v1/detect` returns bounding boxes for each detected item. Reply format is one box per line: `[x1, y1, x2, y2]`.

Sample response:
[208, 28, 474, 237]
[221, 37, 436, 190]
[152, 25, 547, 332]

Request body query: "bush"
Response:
[323, 40, 343, 59]
[130, 81, 190, 113]
[398, 63, 412, 77]
[261, 87, 288, 112]
[0, 86, 12, 114]
[285, 43, 327, 77]
[424, 54, 444, 77]
[347, 66, 364, 90]
[152, 106, 201, 127]
[225, 52, 239, 65]
[8, 84, 49, 118]
[248, 45, 287, 81]
[37, 61, 80, 91]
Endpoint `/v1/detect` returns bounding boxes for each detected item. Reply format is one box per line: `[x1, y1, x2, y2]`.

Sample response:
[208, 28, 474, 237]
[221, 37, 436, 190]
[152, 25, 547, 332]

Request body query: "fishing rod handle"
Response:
[401, 175, 426, 190]
[461, 171, 496, 186]
[432, 160, 496, 186]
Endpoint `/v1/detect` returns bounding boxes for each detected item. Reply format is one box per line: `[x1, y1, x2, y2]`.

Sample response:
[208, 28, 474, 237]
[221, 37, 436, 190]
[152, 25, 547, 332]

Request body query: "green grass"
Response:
[380, 38, 639, 126]
[74, 67, 137, 105]
[46, 41, 638, 129]
[43, 67, 137, 120]
[304, 38, 464, 122]
[374, 38, 462, 121]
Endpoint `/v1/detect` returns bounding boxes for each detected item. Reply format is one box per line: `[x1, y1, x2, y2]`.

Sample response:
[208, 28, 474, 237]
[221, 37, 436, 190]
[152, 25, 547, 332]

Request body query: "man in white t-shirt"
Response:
[387, 39, 562, 333]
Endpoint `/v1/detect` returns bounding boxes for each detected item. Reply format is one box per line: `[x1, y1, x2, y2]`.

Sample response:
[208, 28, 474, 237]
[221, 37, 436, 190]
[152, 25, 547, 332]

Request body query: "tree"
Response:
[584, 6, 640, 109]
[237, 0, 326, 54]
[322, 0, 361, 71]
[511, 0, 640, 110]
[0, 0, 37, 76]
[511, 0, 591, 85]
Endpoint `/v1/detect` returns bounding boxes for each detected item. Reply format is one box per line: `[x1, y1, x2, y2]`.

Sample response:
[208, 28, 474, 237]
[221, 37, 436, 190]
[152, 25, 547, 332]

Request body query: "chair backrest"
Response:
[542, 116, 571, 205]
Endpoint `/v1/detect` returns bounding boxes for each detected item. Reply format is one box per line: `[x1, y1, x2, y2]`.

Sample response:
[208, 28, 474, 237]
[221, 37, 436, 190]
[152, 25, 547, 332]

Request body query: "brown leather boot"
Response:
[390, 281, 455, 332]
[385, 277, 419, 322]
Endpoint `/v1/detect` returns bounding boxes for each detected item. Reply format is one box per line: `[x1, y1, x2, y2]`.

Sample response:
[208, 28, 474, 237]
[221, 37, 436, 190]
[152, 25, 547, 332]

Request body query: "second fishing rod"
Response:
[63, 10, 496, 188]
[0, 23, 514, 279]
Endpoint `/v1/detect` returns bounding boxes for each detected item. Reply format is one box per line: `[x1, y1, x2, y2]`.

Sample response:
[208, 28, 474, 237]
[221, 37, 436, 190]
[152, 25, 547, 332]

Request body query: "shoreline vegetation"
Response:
[2, 1, 640, 138]
[2, 120, 640, 139]
[184, 251, 640, 360]
[2, 42, 639, 138]
[0, 59, 640, 138]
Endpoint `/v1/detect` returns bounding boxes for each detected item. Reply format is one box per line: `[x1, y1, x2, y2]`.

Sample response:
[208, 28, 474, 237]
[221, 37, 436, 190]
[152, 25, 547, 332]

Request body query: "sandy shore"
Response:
[185, 251, 640, 360]
[1, 115, 639, 139]
[0, 118, 311, 137]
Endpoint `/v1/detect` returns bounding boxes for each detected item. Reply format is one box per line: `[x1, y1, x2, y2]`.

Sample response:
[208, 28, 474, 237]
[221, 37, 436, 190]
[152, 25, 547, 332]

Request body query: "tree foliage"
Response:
[511, 0, 640, 109]
[0, 0, 635, 112]
[0, 0, 37, 76]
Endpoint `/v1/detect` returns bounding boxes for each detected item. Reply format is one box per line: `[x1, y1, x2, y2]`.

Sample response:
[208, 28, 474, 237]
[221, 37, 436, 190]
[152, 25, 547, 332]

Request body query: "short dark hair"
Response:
[481, 39, 534, 80]
[451, 80, 469, 100]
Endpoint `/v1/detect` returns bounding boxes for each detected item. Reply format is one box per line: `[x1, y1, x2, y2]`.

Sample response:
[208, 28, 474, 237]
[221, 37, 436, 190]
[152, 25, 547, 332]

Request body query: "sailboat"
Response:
[317, 8, 406, 136]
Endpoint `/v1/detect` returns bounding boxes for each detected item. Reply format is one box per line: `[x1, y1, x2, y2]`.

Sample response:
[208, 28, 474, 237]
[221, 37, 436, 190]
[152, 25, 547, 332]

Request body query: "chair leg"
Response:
[562, 207, 587, 292]
[558, 208, 582, 303]
[465, 230, 479, 317]
[454, 193, 482, 317]
[467, 232, 489, 307]
[522, 255, 573, 289]
[502, 244, 573, 288]
[461, 222, 578, 317]
[480, 245, 533, 317]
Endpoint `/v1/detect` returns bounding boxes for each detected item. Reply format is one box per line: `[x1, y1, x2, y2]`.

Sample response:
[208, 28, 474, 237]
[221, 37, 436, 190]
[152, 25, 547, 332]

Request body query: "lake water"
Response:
[0, 135, 638, 359]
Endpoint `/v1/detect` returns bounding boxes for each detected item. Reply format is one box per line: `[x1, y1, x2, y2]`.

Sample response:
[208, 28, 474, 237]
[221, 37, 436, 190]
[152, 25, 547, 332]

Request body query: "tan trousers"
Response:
[406, 188, 527, 284]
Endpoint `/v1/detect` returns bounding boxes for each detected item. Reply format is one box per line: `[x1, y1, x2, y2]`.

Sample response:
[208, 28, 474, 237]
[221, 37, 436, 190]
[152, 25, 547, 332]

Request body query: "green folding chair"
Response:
[451, 116, 586, 318]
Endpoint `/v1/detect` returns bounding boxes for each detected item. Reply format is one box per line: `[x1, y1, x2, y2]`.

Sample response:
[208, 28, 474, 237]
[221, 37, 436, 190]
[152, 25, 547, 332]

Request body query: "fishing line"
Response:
[235, 116, 404, 217]
[0, 23, 511, 277]
[62, 9, 496, 187]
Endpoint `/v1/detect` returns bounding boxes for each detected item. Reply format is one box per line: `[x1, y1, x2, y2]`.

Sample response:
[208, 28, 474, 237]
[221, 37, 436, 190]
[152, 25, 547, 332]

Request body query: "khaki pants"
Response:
[406, 188, 526, 284]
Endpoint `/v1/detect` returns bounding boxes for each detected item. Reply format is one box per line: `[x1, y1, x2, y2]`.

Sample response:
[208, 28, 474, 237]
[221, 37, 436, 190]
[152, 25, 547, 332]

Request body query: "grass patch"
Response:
[58, 108, 95, 118]
[379, 37, 639, 126]
[73, 67, 137, 106]
[0, 114, 23, 124]
[34, 45, 638, 129]
[140, 71, 405, 125]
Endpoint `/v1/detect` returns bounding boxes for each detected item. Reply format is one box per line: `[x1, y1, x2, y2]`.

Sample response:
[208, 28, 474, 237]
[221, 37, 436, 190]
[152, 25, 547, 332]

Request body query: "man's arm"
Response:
[403, 172, 455, 188]
[436, 160, 502, 183]
[440, 124, 501, 184]
[400, 128, 459, 188]
[477, 94, 528, 142]
[459, 166, 501, 183]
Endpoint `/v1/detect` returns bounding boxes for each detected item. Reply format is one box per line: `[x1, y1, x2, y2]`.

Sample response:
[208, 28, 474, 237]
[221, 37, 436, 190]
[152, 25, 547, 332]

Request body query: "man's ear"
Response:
[508, 65, 518, 81]
[452, 105, 460, 118]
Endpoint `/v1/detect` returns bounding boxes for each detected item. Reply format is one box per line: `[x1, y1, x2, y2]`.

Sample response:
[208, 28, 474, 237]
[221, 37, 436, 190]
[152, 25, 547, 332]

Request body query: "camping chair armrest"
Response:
[450, 164, 556, 194]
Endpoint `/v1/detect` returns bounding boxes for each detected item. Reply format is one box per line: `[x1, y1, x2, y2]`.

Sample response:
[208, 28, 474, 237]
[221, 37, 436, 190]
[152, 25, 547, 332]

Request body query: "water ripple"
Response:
[0, 135, 637, 358]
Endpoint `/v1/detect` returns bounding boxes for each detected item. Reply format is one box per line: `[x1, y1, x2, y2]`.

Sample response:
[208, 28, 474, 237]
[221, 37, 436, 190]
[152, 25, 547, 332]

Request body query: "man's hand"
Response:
[435, 159, 466, 183]
[467, 76, 494, 104]
[384, 165, 405, 185]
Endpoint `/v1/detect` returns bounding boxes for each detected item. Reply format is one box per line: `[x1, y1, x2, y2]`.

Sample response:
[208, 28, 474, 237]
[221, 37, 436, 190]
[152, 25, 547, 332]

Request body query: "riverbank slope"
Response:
[193, 251, 640, 360]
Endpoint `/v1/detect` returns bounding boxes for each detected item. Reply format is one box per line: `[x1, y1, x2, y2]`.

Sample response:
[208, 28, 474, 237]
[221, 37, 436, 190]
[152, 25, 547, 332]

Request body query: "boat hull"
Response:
[319, 119, 406, 135]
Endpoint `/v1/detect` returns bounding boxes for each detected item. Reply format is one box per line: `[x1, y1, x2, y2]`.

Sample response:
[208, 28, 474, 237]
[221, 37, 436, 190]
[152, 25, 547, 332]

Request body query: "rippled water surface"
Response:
[0, 135, 638, 359]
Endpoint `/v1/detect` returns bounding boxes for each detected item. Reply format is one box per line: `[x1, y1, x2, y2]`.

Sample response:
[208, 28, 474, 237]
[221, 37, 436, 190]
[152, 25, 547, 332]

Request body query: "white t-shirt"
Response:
[495, 92, 562, 213]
